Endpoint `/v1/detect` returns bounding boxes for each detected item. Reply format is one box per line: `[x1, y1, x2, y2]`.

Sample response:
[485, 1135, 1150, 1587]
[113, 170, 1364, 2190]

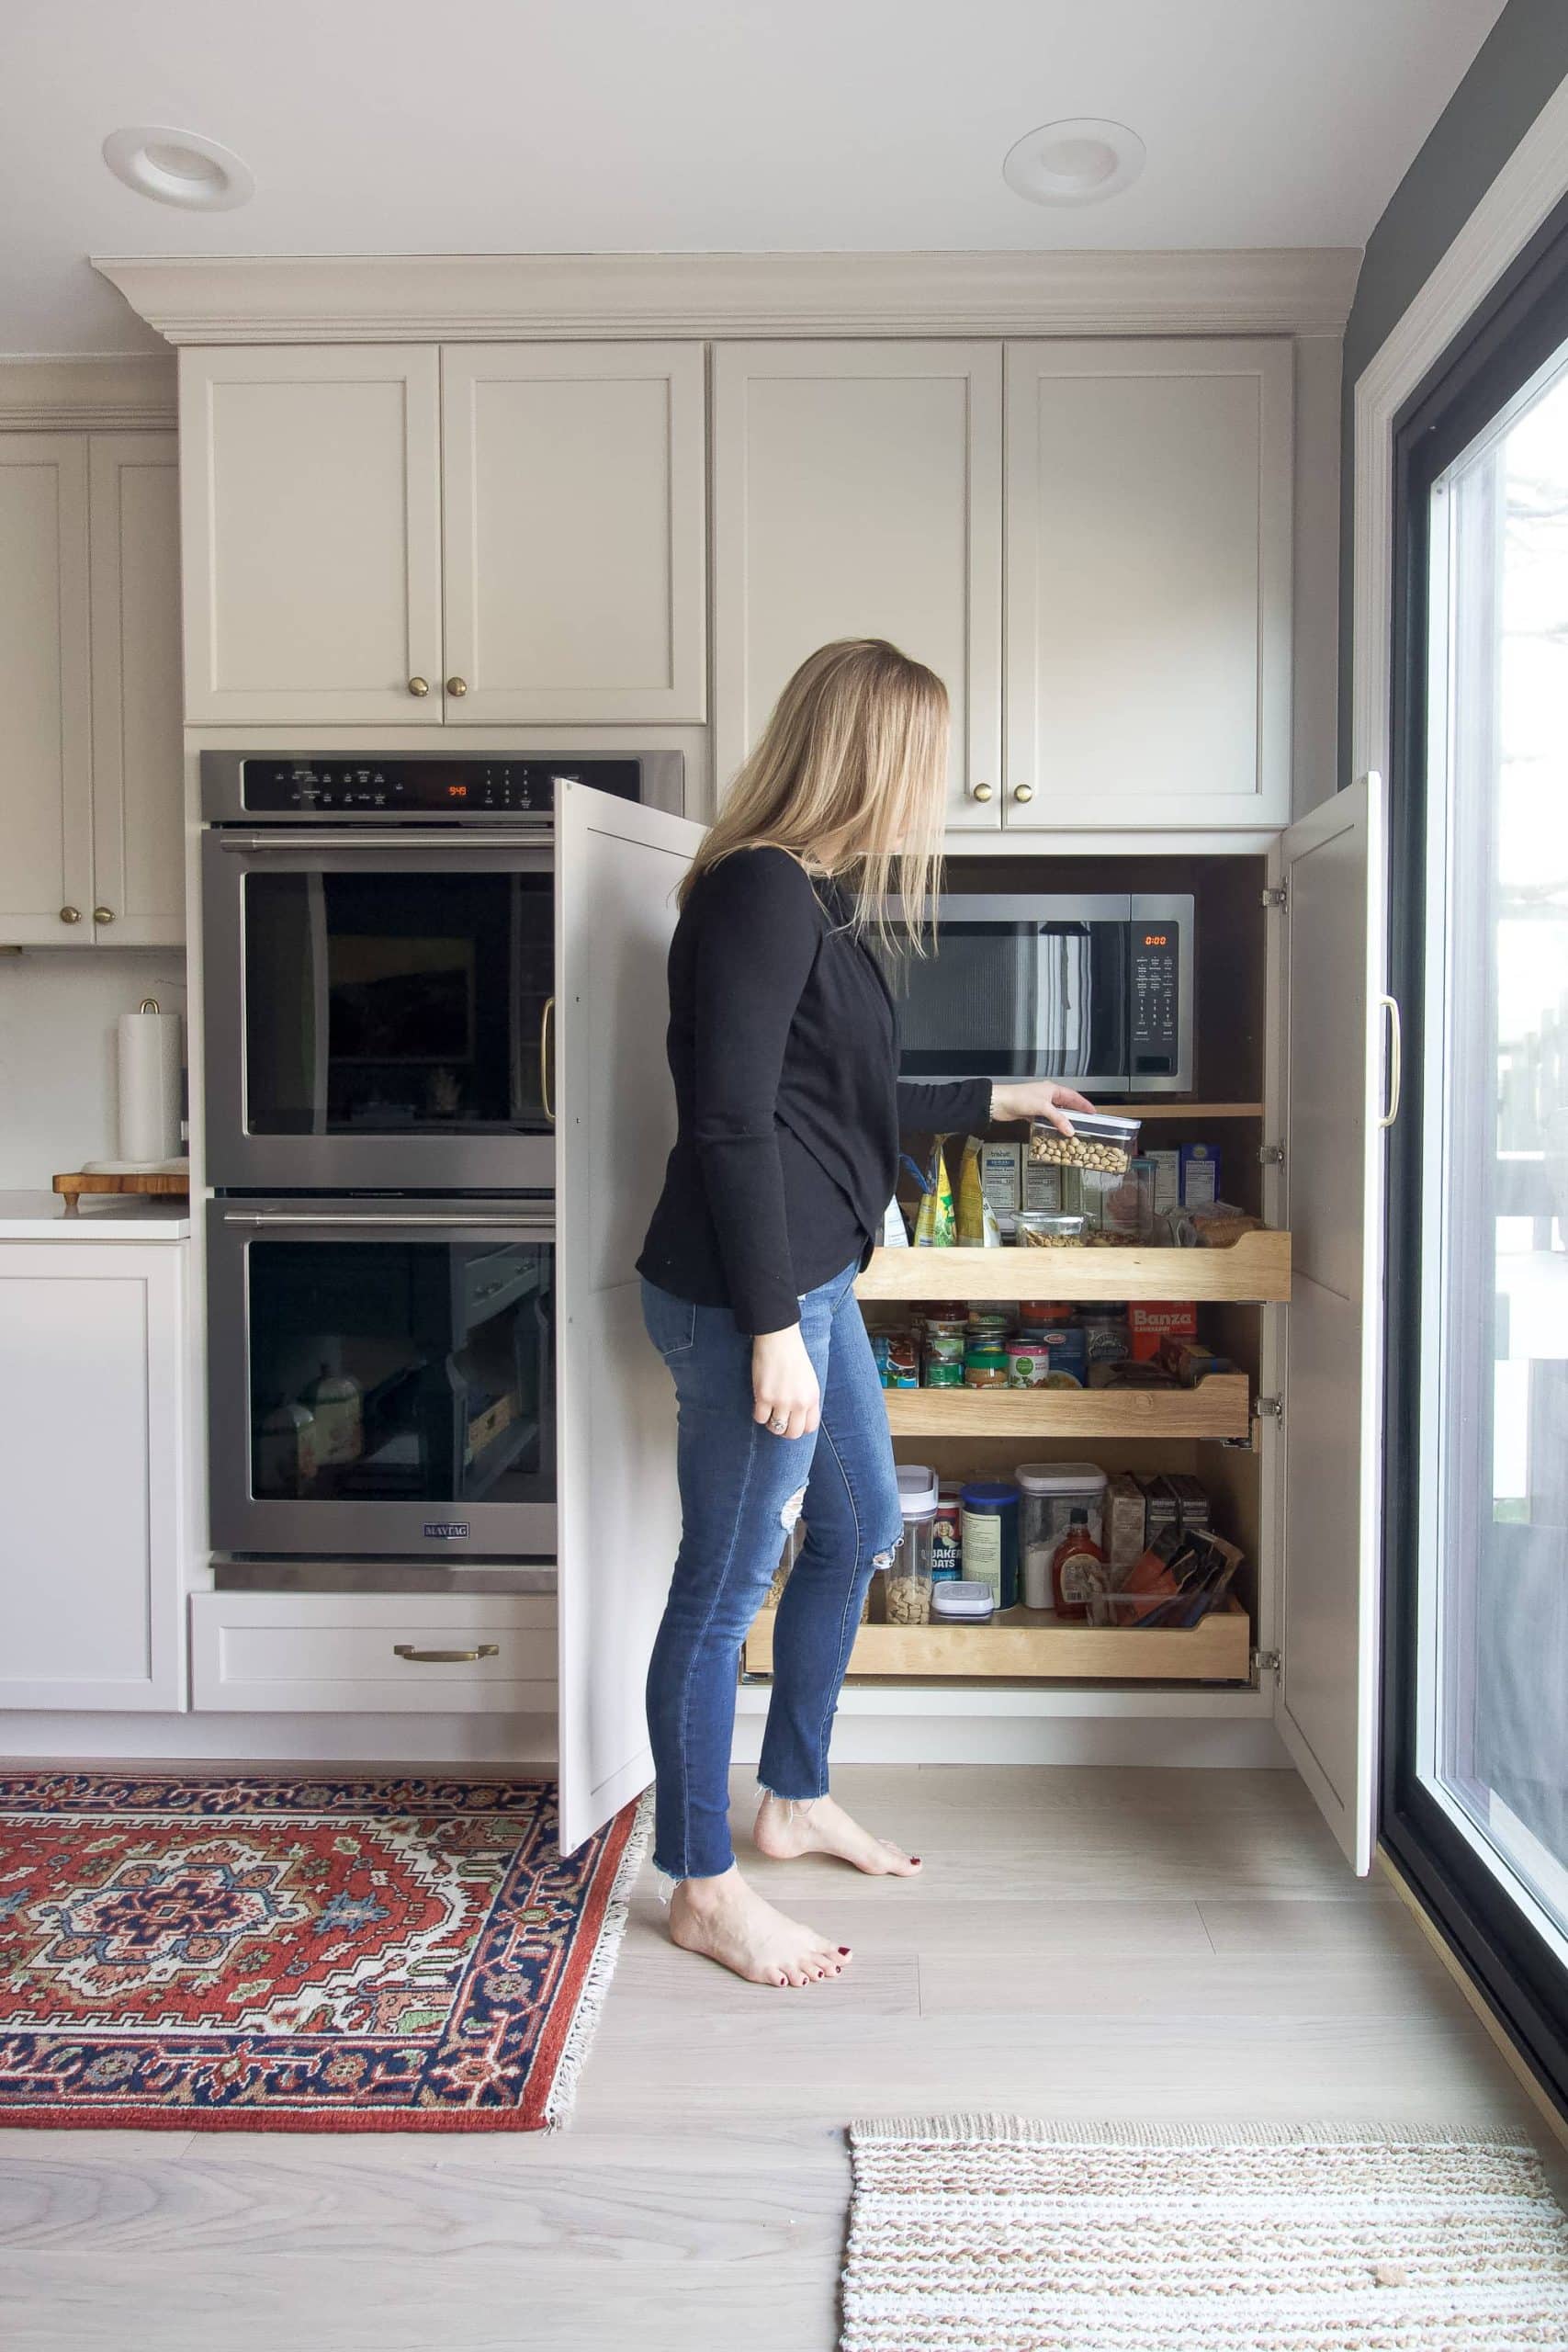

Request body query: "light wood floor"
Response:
[0, 1765, 1553, 2352]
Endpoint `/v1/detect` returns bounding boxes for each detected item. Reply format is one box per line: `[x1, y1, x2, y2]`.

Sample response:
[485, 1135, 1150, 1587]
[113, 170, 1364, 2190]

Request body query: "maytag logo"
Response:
[423, 1521, 470, 1541]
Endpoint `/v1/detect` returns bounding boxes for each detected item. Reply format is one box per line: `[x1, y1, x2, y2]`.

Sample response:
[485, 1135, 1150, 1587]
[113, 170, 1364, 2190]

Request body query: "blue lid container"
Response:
[959, 1480, 1020, 1611]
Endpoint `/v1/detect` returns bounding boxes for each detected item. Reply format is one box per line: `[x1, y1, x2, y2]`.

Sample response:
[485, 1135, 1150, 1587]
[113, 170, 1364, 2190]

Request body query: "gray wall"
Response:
[1338, 0, 1568, 786]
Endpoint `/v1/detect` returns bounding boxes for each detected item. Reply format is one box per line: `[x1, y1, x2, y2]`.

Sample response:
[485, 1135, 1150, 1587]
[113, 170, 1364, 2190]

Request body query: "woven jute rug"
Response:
[843, 2116, 1568, 2350]
[0, 1772, 649, 2132]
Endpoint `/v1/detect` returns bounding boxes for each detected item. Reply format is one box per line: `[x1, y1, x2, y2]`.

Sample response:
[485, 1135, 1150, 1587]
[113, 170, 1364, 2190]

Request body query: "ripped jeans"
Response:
[640, 1259, 904, 1882]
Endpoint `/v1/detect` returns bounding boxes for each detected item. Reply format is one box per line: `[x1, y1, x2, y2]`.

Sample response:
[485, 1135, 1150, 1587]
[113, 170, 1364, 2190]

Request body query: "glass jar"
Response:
[960, 1480, 1020, 1610]
[963, 1345, 1010, 1388]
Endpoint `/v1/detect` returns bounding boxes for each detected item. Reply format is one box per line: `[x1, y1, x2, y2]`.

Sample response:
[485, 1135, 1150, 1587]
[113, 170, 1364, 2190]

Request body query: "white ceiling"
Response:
[5, 0, 1508, 355]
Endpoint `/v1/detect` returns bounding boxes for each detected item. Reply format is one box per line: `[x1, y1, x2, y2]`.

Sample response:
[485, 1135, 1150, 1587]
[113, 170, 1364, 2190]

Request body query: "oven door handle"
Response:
[220, 1212, 556, 1231]
[216, 828, 554, 853]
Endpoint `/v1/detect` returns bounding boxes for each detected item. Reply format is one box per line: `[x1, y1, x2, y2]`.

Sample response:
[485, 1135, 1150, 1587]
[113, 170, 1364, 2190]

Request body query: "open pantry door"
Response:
[1274, 774, 1391, 1873]
[554, 782, 705, 1853]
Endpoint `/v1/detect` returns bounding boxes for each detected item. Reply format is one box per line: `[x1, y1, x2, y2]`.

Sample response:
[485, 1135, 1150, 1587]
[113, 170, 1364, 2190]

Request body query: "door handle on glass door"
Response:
[541, 994, 556, 1125]
[1378, 995, 1403, 1128]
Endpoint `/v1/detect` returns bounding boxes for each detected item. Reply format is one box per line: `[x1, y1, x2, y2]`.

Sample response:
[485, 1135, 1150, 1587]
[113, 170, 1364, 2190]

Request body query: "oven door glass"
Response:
[209, 1204, 556, 1557]
[878, 920, 1131, 1084]
[243, 869, 553, 1141]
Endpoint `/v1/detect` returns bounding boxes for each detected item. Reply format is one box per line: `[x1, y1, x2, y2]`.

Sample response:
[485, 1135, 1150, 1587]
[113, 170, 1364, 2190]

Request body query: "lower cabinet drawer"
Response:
[189, 1592, 557, 1714]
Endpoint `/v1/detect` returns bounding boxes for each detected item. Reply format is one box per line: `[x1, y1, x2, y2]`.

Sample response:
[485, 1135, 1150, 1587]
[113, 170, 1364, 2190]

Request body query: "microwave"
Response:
[877, 893, 1195, 1097]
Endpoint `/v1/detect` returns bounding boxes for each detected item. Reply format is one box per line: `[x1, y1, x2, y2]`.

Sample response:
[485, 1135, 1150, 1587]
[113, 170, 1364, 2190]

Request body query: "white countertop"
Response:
[0, 1189, 192, 1239]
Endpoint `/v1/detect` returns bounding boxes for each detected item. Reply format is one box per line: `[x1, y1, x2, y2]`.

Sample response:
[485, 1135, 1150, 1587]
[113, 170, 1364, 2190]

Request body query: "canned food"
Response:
[924, 1357, 964, 1388]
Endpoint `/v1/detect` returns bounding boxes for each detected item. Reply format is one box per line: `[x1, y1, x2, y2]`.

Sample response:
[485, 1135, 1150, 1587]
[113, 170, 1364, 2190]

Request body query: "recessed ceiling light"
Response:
[1002, 118, 1145, 209]
[102, 125, 254, 211]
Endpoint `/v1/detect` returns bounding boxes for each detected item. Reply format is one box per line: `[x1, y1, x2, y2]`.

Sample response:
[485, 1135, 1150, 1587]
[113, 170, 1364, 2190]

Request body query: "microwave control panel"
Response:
[236, 759, 642, 815]
[1129, 926, 1180, 1076]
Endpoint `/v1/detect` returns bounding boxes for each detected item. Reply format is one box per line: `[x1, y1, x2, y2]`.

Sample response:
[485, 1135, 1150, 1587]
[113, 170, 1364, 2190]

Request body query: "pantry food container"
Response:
[931, 1579, 996, 1623]
[891, 1462, 939, 1624]
[1028, 1110, 1142, 1175]
[960, 1480, 1020, 1610]
[1015, 1212, 1088, 1250]
[1016, 1462, 1109, 1610]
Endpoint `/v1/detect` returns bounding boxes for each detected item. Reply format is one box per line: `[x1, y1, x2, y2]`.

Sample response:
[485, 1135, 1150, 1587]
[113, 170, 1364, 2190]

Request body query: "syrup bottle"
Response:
[1051, 1509, 1108, 1623]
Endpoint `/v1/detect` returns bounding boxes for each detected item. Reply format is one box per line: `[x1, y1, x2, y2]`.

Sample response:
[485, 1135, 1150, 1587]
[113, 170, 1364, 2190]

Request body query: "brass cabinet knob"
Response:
[93, 906, 115, 924]
[972, 781, 994, 803]
[446, 675, 468, 697]
[1012, 784, 1035, 804]
[408, 675, 430, 697]
[59, 905, 82, 924]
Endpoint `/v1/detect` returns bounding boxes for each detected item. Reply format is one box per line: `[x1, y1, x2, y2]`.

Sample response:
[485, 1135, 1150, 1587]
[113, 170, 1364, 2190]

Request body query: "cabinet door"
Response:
[713, 342, 1002, 829]
[1275, 775, 1389, 1871]
[441, 345, 705, 724]
[0, 435, 92, 944]
[88, 435, 184, 946]
[1005, 338, 1292, 831]
[179, 346, 443, 726]
[554, 781, 706, 1852]
[0, 1244, 186, 1709]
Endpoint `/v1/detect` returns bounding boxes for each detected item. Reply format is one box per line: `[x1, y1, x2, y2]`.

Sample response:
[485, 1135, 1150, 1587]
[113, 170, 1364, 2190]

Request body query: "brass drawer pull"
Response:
[393, 1643, 500, 1664]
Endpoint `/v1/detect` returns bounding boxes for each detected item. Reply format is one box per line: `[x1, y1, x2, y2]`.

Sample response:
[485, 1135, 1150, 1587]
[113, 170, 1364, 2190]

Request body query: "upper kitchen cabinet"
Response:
[440, 344, 705, 723]
[0, 435, 92, 944]
[179, 345, 445, 727]
[1004, 338, 1293, 831]
[713, 342, 1002, 828]
[88, 435, 183, 944]
[0, 431, 183, 948]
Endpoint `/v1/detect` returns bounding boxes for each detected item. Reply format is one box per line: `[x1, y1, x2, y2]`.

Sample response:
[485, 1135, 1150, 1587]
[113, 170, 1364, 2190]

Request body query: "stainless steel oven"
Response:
[200, 750, 681, 1192]
[207, 1196, 557, 1559]
[877, 891, 1196, 1096]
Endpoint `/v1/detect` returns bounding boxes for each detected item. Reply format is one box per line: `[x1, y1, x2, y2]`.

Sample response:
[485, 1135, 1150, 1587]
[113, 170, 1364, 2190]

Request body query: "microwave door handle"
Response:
[217, 829, 555, 853]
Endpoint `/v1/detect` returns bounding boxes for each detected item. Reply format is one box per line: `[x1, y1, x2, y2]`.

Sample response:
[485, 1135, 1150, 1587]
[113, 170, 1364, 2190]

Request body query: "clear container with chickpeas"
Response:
[1027, 1110, 1142, 1177]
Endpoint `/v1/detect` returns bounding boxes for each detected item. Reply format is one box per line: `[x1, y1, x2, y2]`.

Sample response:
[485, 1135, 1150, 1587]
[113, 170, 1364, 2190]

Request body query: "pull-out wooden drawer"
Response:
[190, 1592, 556, 1713]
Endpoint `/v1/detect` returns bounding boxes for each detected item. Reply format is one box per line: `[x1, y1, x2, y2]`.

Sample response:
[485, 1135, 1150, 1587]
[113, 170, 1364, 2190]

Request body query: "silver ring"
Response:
[769, 1415, 788, 1434]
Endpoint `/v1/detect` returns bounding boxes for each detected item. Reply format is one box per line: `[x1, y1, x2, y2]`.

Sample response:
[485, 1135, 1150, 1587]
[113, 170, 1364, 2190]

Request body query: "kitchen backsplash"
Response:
[0, 950, 186, 1188]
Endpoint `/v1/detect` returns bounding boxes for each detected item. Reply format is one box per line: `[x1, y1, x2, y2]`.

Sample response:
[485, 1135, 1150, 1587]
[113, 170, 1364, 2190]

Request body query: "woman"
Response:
[637, 639, 1091, 1987]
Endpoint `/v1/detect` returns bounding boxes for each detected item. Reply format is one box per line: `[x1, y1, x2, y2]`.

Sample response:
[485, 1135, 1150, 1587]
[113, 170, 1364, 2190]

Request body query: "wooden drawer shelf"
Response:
[744, 1599, 1250, 1683]
[856, 1228, 1291, 1305]
[883, 1372, 1251, 1442]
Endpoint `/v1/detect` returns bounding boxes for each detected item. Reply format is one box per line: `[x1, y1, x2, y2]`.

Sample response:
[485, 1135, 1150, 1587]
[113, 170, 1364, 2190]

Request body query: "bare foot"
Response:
[753, 1792, 923, 1877]
[668, 1865, 852, 1988]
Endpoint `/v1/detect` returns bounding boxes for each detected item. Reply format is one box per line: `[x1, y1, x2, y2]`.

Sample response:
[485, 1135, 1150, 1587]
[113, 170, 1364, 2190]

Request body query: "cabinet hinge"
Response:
[1255, 1395, 1283, 1428]
[1251, 1646, 1282, 1676]
[1257, 1142, 1284, 1168]
[1260, 885, 1288, 910]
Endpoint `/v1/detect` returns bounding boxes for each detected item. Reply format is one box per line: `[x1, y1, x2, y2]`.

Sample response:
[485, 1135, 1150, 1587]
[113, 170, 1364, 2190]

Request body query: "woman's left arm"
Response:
[896, 1079, 1096, 1137]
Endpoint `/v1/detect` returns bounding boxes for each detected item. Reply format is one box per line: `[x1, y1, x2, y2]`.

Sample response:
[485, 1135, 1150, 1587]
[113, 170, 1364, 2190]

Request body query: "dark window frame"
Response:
[1383, 185, 1568, 2121]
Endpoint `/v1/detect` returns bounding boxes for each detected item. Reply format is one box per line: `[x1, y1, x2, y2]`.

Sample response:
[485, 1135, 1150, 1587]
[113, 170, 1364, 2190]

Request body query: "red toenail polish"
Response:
[839, 1946, 852, 1954]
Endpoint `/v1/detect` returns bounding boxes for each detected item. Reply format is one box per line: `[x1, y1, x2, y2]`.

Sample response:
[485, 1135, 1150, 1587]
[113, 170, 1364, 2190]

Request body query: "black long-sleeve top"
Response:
[637, 846, 991, 1334]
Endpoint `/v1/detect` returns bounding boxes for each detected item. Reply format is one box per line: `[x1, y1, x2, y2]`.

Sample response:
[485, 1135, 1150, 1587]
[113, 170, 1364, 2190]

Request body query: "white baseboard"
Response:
[0, 1713, 559, 1768]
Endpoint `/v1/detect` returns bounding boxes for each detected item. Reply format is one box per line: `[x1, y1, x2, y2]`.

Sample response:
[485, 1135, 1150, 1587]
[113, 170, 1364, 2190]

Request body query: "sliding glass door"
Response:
[1386, 197, 1568, 2112]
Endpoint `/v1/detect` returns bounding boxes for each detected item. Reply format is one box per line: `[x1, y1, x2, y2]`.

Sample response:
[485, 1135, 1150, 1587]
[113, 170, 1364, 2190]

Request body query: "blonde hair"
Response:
[681, 639, 949, 950]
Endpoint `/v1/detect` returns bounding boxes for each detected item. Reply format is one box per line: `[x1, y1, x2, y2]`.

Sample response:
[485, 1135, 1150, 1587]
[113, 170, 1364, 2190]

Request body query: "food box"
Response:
[1146, 1148, 1181, 1215]
[1179, 1142, 1221, 1206]
[979, 1139, 1022, 1221]
[1128, 1300, 1200, 1362]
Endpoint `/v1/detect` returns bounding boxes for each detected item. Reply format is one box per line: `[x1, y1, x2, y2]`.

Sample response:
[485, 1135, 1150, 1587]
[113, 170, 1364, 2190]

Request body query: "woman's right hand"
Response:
[752, 1326, 821, 1441]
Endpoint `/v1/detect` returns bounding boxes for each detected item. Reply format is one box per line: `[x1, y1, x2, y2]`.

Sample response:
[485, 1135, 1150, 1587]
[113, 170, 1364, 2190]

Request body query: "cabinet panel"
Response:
[714, 343, 1001, 827]
[88, 435, 183, 946]
[1005, 339, 1292, 831]
[0, 1244, 186, 1709]
[179, 346, 443, 726]
[441, 345, 705, 722]
[190, 1592, 556, 1713]
[0, 435, 92, 944]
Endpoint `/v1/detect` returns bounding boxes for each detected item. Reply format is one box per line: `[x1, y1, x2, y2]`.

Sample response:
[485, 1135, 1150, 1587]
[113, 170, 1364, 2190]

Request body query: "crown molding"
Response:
[0, 354, 176, 430]
[92, 248, 1362, 345]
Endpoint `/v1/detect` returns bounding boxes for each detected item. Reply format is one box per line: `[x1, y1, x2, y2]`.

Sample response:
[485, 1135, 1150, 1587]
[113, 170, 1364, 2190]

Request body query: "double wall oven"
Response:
[200, 750, 682, 1566]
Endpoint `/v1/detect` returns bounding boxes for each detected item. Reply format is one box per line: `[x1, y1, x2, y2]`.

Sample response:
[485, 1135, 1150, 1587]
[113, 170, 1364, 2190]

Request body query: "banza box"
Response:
[1128, 1300, 1199, 1362]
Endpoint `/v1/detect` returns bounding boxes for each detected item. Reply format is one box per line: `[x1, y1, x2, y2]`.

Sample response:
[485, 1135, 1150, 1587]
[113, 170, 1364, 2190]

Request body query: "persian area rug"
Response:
[843, 2116, 1568, 2351]
[0, 1771, 648, 2132]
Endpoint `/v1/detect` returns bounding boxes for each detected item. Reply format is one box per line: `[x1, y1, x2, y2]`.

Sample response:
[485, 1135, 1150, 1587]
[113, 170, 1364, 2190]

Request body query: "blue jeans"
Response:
[640, 1261, 904, 1882]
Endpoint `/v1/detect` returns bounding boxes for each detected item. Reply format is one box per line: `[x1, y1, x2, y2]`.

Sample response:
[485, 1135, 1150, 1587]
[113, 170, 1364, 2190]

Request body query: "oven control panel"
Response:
[238, 759, 642, 814]
[1129, 925, 1180, 1077]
